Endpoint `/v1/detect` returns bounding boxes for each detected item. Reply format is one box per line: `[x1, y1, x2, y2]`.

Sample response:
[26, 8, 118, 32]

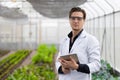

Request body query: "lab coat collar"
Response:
[79, 29, 87, 38]
[64, 29, 87, 53]
[68, 29, 83, 39]
[66, 29, 87, 40]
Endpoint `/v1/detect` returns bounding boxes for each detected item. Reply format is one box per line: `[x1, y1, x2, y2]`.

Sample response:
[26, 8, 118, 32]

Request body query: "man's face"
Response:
[69, 12, 85, 32]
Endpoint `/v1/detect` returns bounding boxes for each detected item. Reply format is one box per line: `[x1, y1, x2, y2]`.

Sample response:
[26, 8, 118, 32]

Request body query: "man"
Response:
[55, 7, 101, 80]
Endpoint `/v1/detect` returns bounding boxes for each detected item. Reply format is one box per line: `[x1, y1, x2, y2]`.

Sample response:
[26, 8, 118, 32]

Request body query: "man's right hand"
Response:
[62, 66, 70, 74]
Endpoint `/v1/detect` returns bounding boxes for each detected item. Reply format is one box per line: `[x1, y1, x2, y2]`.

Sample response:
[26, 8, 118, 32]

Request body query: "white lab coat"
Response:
[55, 30, 101, 80]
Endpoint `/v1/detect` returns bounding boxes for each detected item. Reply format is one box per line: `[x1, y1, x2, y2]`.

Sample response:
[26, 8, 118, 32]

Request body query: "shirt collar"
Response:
[68, 29, 83, 39]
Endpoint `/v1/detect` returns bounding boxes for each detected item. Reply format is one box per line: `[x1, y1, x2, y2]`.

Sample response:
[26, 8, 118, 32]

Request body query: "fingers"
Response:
[70, 56, 76, 63]
[70, 56, 73, 61]
[59, 58, 69, 68]
[59, 56, 78, 70]
[59, 58, 66, 63]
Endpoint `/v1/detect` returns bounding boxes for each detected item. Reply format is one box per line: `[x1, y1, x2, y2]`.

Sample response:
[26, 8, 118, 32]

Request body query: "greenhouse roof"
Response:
[0, 0, 120, 19]
[80, 0, 120, 19]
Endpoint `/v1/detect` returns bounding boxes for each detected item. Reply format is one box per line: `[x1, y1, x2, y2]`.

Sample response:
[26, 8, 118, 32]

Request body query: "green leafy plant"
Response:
[92, 59, 120, 80]
[7, 64, 57, 80]
[32, 44, 57, 64]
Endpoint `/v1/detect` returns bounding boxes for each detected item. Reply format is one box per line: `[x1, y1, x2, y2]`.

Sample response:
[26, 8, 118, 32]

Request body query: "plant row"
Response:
[7, 44, 57, 80]
[0, 50, 31, 79]
[7, 64, 56, 80]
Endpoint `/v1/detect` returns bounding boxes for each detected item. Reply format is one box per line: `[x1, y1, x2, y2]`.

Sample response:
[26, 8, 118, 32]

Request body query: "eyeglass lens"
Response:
[70, 17, 83, 21]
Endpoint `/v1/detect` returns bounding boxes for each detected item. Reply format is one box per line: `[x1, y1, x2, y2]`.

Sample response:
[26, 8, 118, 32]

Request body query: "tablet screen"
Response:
[60, 54, 79, 63]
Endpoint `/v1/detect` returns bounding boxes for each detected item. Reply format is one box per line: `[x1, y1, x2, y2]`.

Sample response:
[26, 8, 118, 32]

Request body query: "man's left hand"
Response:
[59, 56, 79, 70]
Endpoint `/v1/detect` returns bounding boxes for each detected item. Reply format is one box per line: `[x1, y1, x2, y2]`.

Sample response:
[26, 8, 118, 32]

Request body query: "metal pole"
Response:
[87, 2, 100, 37]
[105, 0, 116, 71]
[95, 1, 107, 61]
[83, 4, 95, 34]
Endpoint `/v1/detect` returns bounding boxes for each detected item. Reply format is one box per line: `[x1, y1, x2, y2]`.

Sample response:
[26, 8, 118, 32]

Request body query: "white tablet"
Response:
[60, 54, 79, 63]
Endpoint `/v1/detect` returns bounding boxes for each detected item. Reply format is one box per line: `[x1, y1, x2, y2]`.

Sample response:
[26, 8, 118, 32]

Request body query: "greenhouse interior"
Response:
[0, 0, 120, 80]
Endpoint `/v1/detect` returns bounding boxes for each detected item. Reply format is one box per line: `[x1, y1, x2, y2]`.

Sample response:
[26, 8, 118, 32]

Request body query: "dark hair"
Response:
[69, 7, 86, 20]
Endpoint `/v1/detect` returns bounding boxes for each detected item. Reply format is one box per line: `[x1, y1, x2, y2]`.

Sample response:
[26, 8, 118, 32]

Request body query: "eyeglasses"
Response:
[70, 16, 84, 21]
